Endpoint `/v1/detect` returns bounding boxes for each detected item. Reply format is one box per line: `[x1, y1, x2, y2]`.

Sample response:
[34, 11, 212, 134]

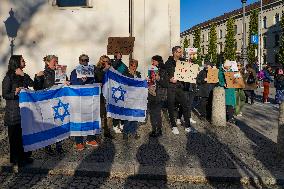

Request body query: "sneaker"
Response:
[236, 112, 243, 117]
[113, 126, 122, 134]
[176, 119, 182, 125]
[185, 127, 198, 133]
[264, 101, 270, 104]
[86, 140, 99, 147]
[172, 127, 180, 135]
[190, 118, 197, 124]
[76, 143, 85, 151]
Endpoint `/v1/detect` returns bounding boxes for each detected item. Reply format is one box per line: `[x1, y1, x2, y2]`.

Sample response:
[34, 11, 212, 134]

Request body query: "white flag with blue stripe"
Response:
[19, 84, 101, 152]
[102, 68, 148, 122]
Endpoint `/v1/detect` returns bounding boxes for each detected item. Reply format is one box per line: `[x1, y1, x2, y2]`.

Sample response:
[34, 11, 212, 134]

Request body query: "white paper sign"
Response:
[76, 65, 95, 78]
[55, 65, 67, 84]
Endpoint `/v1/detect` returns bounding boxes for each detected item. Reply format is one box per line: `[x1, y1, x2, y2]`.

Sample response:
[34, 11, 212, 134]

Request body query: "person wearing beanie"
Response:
[148, 55, 169, 137]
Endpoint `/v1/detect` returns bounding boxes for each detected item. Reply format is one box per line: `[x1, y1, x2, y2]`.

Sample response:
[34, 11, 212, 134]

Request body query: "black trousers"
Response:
[148, 95, 162, 132]
[244, 90, 255, 103]
[167, 88, 190, 128]
[7, 124, 31, 163]
[178, 91, 195, 119]
[226, 105, 234, 121]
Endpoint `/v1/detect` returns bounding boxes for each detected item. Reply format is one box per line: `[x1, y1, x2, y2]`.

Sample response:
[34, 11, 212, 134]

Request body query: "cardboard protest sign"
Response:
[107, 37, 135, 55]
[148, 65, 158, 86]
[224, 60, 238, 72]
[224, 72, 245, 88]
[76, 65, 95, 78]
[174, 61, 199, 83]
[55, 65, 67, 84]
[207, 67, 219, 83]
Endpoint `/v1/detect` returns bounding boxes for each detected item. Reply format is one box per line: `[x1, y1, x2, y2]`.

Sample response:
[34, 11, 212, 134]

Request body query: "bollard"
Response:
[277, 102, 284, 158]
[211, 87, 226, 127]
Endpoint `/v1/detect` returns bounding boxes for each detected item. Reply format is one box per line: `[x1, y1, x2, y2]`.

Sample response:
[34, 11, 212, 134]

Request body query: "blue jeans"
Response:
[123, 121, 138, 134]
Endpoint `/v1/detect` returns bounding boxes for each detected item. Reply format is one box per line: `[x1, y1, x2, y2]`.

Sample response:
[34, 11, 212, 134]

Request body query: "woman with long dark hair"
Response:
[2, 55, 34, 166]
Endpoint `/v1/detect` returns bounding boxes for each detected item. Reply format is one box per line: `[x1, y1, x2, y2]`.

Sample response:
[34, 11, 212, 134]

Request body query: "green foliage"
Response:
[183, 36, 189, 50]
[224, 17, 236, 61]
[192, 28, 202, 65]
[278, 12, 284, 65]
[208, 23, 218, 65]
[248, 9, 259, 64]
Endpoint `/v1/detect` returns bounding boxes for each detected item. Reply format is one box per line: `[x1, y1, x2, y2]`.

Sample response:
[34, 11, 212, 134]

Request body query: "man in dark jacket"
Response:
[196, 62, 216, 120]
[165, 46, 196, 135]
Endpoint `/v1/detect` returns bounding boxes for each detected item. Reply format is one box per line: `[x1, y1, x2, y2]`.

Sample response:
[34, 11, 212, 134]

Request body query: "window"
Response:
[55, 0, 92, 7]
[275, 13, 280, 25]
[275, 34, 280, 47]
[234, 25, 238, 35]
[188, 38, 191, 47]
[263, 16, 267, 29]
[219, 29, 223, 39]
[263, 36, 267, 49]
[202, 46, 205, 54]
[202, 34, 205, 42]
[235, 41, 238, 50]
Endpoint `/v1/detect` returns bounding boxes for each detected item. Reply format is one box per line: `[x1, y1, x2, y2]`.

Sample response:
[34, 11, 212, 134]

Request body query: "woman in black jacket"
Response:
[2, 55, 34, 166]
[34, 55, 64, 154]
[148, 55, 169, 137]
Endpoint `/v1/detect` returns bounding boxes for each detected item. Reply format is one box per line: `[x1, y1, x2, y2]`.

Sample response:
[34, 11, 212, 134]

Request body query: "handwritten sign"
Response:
[224, 72, 245, 88]
[207, 67, 219, 83]
[55, 65, 67, 84]
[174, 61, 199, 83]
[76, 65, 95, 78]
[107, 37, 135, 55]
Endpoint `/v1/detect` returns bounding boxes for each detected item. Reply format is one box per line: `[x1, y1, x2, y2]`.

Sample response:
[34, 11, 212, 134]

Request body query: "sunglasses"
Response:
[81, 59, 89, 62]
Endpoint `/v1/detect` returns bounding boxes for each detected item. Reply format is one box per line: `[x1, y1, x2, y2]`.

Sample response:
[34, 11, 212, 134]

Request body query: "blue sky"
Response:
[181, 0, 260, 32]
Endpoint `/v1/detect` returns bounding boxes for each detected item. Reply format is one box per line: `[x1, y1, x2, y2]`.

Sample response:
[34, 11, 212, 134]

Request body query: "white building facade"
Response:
[0, 0, 180, 94]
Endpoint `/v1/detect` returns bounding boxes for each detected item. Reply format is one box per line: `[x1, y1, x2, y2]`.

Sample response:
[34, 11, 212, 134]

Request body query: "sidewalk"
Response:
[0, 104, 283, 186]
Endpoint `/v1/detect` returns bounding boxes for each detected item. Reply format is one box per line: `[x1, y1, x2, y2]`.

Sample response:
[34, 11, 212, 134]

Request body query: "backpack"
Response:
[247, 72, 256, 84]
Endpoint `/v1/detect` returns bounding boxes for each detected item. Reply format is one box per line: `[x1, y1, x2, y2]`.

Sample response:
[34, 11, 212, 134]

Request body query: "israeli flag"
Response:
[19, 85, 101, 152]
[103, 68, 148, 122]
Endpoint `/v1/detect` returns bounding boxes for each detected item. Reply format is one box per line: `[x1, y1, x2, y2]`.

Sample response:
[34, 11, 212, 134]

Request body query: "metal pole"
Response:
[259, 0, 263, 70]
[129, 0, 133, 61]
[241, 0, 248, 67]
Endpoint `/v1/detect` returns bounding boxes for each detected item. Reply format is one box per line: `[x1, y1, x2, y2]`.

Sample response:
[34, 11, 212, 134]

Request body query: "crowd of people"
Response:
[1, 45, 282, 167]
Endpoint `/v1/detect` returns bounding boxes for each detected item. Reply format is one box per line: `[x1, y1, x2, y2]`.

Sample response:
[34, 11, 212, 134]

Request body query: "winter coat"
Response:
[34, 67, 56, 90]
[274, 74, 284, 91]
[70, 65, 95, 85]
[165, 56, 184, 89]
[243, 68, 257, 91]
[196, 69, 216, 98]
[2, 73, 34, 126]
[218, 68, 236, 107]
[123, 70, 142, 79]
[148, 63, 169, 103]
[263, 69, 273, 83]
[111, 59, 128, 74]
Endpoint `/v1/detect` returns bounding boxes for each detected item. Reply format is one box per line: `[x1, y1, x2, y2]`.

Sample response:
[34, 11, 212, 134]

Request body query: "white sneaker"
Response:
[176, 119, 182, 125]
[190, 118, 196, 124]
[185, 127, 198, 133]
[172, 127, 180, 135]
[113, 126, 122, 134]
[236, 112, 242, 117]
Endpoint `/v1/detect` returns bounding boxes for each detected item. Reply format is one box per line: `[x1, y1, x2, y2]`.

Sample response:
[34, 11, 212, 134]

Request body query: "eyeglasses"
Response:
[130, 64, 137, 67]
[102, 60, 109, 63]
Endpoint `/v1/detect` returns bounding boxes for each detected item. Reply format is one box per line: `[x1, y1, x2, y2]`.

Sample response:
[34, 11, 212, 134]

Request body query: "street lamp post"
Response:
[241, 0, 248, 67]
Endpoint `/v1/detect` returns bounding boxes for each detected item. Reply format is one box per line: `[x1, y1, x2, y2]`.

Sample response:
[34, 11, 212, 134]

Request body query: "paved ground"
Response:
[0, 95, 284, 188]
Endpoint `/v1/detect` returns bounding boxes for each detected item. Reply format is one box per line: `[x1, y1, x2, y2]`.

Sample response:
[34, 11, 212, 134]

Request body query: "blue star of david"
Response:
[112, 86, 126, 103]
[53, 99, 70, 122]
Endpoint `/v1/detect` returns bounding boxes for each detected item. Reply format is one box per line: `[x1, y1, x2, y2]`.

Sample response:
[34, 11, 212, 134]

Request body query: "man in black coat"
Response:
[165, 46, 196, 135]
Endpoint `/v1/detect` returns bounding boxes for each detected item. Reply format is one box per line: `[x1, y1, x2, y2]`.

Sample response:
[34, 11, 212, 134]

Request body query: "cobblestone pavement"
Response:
[0, 173, 282, 189]
[0, 98, 284, 188]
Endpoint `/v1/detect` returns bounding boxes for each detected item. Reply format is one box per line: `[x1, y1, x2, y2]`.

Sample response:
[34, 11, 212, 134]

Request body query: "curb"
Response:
[0, 158, 284, 186]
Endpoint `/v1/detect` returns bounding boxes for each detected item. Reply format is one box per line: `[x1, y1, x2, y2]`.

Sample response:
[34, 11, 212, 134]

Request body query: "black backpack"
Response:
[247, 72, 256, 84]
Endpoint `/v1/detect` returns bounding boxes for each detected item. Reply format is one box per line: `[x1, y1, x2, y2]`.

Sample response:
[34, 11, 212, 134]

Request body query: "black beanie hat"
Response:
[152, 55, 164, 64]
